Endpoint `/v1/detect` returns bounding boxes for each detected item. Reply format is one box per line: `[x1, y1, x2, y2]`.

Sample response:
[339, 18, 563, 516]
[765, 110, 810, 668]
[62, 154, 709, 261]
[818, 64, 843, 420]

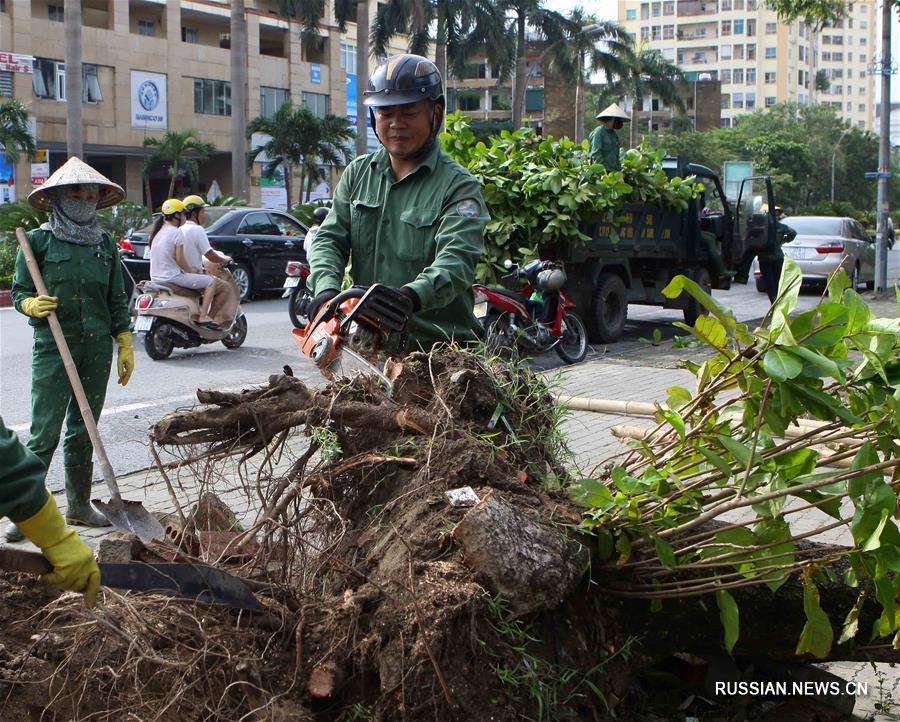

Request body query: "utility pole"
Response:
[64, 0, 83, 159]
[874, 0, 892, 292]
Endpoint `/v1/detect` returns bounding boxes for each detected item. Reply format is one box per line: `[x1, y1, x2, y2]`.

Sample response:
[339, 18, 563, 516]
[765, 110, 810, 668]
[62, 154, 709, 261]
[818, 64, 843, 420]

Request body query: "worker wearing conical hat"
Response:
[5, 157, 134, 543]
[589, 102, 629, 172]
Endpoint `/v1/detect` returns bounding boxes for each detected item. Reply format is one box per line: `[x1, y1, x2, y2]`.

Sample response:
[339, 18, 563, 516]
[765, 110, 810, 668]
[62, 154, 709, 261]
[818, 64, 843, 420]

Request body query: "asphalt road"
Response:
[0, 277, 882, 490]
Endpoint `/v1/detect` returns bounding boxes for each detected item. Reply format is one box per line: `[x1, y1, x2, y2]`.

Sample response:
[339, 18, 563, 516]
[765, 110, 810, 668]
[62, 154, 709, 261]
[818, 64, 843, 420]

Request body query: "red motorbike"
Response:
[283, 260, 312, 329]
[473, 259, 588, 364]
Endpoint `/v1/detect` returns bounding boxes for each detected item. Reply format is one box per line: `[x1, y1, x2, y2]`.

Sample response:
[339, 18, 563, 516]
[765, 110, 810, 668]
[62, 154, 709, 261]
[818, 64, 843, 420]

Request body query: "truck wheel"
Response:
[588, 273, 627, 343]
[683, 266, 712, 326]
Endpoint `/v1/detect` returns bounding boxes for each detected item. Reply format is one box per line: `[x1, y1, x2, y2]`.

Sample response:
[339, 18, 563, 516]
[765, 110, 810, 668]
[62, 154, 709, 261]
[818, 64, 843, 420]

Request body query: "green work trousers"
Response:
[28, 332, 112, 471]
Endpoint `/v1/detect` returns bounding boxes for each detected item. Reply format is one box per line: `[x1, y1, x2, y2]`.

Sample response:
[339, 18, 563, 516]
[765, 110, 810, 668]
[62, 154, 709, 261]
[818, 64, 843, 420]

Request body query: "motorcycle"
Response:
[473, 259, 588, 364]
[133, 265, 247, 360]
[283, 260, 313, 329]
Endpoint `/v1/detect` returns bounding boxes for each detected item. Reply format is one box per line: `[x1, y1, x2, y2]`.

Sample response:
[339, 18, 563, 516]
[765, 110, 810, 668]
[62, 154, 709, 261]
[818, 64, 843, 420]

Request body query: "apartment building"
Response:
[0, 0, 406, 208]
[618, 0, 876, 131]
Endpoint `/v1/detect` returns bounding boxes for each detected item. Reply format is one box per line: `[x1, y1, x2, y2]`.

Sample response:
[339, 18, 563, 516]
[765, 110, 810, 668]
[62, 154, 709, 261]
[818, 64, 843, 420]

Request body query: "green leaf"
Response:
[655, 537, 677, 569]
[694, 315, 728, 349]
[785, 346, 843, 380]
[862, 508, 891, 552]
[772, 448, 818, 481]
[717, 435, 755, 468]
[837, 589, 867, 645]
[763, 348, 803, 382]
[795, 578, 834, 659]
[662, 275, 747, 341]
[771, 256, 803, 318]
[699, 447, 733, 481]
[716, 589, 740, 654]
[661, 410, 686, 441]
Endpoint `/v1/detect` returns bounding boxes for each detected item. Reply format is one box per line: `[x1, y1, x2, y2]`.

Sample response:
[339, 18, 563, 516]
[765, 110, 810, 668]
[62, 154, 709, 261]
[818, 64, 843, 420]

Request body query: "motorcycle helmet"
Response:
[161, 198, 185, 217]
[182, 194, 207, 213]
[312, 206, 329, 224]
[536, 267, 567, 292]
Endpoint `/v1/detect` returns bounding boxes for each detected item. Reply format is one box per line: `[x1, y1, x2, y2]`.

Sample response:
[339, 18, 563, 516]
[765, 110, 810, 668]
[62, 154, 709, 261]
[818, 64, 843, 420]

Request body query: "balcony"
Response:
[677, 1, 718, 17]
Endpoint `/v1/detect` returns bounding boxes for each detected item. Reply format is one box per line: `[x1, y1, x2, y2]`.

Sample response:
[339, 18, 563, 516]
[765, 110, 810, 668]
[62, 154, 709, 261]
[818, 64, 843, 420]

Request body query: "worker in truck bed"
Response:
[589, 103, 630, 172]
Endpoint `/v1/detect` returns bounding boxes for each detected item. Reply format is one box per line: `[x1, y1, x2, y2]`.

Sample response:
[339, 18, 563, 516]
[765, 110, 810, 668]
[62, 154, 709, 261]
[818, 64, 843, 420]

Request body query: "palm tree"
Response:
[549, 10, 628, 142]
[603, 41, 687, 147]
[231, 0, 249, 199]
[276, 0, 371, 157]
[246, 101, 354, 206]
[64, 0, 83, 158]
[369, 0, 512, 89]
[0, 101, 37, 163]
[142, 130, 216, 205]
[493, 1, 571, 130]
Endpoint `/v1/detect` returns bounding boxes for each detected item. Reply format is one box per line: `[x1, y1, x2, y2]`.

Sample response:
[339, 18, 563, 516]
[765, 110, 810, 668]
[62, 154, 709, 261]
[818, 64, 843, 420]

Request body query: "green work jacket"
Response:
[588, 125, 621, 171]
[12, 226, 131, 340]
[760, 220, 798, 262]
[309, 142, 488, 350]
[0, 416, 49, 523]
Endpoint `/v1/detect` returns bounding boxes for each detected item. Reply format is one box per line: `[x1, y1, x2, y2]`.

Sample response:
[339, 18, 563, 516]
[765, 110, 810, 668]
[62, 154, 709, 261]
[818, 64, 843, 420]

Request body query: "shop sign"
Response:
[130, 70, 167, 130]
[0, 53, 34, 74]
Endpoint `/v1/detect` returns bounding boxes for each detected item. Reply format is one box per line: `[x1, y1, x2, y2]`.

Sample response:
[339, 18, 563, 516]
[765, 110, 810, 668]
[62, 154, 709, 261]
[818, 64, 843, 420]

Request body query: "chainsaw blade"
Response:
[325, 346, 393, 391]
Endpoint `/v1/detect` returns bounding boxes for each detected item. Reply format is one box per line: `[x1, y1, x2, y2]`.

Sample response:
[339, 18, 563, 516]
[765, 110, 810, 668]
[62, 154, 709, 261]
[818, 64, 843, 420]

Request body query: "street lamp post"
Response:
[830, 128, 852, 203]
[515, 23, 602, 134]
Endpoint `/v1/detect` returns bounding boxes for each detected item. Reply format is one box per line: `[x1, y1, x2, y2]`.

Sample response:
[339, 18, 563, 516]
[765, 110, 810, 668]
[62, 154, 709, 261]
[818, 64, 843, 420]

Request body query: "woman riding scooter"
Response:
[149, 198, 219, 328]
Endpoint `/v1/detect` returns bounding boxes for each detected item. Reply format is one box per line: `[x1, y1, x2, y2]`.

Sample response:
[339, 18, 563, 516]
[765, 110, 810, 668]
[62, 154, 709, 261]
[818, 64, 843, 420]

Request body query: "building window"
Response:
[745, 92, 755, 109]
[734, 44, 744, 59]
[859, 37, 866, 46]
[720, 117, 731, 128]
[721, 20, 731, 36]
[733, 92, 744, 108]
[219, 34, 231, 49]
[652, 2, 661, 17]
[765, 96, 775, 107]
[764, 71, 776, 83]
[747, 44, 756, 60]
[831, 35, 843, 45]
[302, 91, 328, 118]
[858, 103, 865, 112]
[641, 3, 649, 20]
[721, 0, 732, 9]
[651, 25, 661, 40]
[490, 92, 511, 111]
[721, 69, 732, 84]
[746, 68, 756, 84]
[82, 64, 102, 103]
[860, 20, 868, 29]
[260, 86, 289, 118]
[746, 19, 755, 36]
[32, 58, 63, 100]
[734, 19, 744, 34]
[525, 88, 543, 112]
[182, 27, 198, 44]
[663, 1, 674, 14]
[832, 52, 843, 61]
[663, 25, 674, 39]
[733, 68, 744, 84]
[721, 94, 731, 109]
[457, 91, 480, 111]
[765, 46, 776, 59]
[640, 26, 650, 40]
[194, 78, 231, 116]
[765, 22, 777, 34]
[48, 4, 63, 22]
[747, 0, 757, 9]
[735, 0, 744, 8]
[340, 42, 357, 71]
[138, 19, 155, 36]
[0, 70, 12, 97]
[626, 8, 637, 20]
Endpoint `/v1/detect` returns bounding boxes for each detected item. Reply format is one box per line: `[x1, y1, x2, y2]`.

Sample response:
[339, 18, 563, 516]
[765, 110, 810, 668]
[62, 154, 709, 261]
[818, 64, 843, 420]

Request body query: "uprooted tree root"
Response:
[0, 348, 893, 721]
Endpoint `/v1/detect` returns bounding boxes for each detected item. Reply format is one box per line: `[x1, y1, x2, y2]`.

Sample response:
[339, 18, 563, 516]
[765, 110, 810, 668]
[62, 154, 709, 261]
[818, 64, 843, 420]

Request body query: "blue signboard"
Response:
[311, 63, 321, 85]
[346, 73, 378, 154]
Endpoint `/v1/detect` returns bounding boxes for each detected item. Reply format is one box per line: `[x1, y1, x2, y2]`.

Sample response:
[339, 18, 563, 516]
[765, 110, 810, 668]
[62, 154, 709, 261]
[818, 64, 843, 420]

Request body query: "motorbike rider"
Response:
[307, 54, 488, 350]
[149, 198, 220, 328]
[7, 157, 133, 543]
[304, 206, 329, 257]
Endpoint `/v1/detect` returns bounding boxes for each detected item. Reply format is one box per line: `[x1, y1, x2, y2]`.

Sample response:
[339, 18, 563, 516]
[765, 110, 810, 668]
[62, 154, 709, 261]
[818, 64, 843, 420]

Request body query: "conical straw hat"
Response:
[28, 156, 125, 211]
[595, 102, 630, 121]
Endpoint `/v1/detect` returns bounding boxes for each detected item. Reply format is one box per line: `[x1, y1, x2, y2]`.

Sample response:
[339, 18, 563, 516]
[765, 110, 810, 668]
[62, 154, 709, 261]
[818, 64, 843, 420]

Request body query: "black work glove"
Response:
[307, 288, 339, 321]
[396, 286, 421, 313]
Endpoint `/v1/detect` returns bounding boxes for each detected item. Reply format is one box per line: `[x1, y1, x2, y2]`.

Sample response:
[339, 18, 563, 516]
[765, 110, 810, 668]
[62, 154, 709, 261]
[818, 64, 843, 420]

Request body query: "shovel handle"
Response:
[14, 228, 122, 501]
[0, 547, 53, 576]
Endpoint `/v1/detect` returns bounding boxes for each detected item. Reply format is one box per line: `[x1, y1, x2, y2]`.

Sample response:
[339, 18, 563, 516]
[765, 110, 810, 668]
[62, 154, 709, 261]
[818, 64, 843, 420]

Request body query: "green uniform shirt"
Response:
[309, 142, 488, 349]
[12, 227, 131, 340]
[588, 125, 621, 171]
[0, 416, 50, 523]
[761, 220, 798, 262]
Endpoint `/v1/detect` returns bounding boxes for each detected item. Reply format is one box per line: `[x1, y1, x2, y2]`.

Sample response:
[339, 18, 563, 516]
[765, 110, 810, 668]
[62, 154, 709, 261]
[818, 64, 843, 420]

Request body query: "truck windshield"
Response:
[783, 218, 843, 236]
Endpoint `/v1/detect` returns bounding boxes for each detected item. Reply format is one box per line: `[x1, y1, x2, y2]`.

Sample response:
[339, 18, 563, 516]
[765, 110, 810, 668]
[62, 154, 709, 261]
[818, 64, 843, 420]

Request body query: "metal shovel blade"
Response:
[99, 562, 262, 611]
[92, 497, 167, 545]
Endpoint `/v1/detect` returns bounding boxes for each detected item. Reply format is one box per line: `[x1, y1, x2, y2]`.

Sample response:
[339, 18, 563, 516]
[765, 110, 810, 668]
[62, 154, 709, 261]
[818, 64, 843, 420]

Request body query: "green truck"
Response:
[542, 158, 776, 343]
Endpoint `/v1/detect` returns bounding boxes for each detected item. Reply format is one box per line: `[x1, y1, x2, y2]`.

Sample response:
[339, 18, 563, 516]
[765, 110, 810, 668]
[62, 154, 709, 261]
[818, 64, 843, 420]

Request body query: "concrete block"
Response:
[96, 533, 141, 563]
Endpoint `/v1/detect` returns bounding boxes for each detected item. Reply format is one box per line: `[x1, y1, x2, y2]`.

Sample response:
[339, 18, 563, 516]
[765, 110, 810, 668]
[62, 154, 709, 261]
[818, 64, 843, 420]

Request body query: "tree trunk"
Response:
[434, 10, 447, 133]
[630, 86, 638, 147]
[144, 175, 153, 210]
[574, 53, 585, 143]
[355, 0, 369, 157]
[512, 13, 527, 130]
[167, 166, 177, 199]
[284, 166, 293, 209]
[231, 0, 249, 200]
[64, 0, 83, 159]
[296, 166, 305, 206]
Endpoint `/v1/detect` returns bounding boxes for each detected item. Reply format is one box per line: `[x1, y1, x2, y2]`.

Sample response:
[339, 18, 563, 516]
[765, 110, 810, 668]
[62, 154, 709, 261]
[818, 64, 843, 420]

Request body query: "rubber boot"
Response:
[64, 465, 111, 527]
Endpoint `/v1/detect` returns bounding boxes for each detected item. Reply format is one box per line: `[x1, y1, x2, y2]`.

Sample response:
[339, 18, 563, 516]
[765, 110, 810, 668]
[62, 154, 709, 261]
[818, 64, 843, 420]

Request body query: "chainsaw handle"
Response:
[0, 548, 54, 576]
[321, 287, 366, 319]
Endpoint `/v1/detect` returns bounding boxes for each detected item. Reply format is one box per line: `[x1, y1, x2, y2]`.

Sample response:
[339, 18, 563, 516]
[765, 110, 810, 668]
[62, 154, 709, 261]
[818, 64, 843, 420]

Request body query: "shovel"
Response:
[15, 228, 166, 544]
[0, 547, 260, 611]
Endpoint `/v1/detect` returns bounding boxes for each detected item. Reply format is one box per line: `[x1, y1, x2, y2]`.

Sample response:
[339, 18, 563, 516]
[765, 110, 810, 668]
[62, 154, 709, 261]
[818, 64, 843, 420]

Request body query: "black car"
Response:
[120, 207, 309, 302]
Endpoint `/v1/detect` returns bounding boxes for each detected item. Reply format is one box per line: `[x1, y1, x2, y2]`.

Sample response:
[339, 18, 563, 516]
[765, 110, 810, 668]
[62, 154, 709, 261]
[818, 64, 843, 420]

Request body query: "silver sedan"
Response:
[754, 216, 876, 291]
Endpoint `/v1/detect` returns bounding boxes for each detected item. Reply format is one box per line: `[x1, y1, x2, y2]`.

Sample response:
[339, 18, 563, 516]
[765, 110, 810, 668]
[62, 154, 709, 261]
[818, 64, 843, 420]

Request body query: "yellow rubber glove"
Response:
[17, 492, 100, 608]
[114, 331, 134, 386]
[21, 295, 58, 318]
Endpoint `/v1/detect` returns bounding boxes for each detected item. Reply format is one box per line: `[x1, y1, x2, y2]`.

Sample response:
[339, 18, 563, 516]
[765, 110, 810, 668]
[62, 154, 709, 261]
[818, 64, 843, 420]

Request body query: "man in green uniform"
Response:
[307, 54, 488, 350]
[0, 416, 100, 607]
[7, 158, 134, 542]
[588, 103, 630, 171]
[758, 206, 797, 303]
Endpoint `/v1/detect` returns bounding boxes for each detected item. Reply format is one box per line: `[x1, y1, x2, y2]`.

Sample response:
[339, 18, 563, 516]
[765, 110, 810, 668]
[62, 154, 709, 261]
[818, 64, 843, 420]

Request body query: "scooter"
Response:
[283, 260, 312, 329]
[133, 265, 248, 360]
[473, 259, 589, 364]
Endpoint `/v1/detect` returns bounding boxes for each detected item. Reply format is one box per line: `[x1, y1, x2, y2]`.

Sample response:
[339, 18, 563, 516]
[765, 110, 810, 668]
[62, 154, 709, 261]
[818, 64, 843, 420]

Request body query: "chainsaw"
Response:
[292, 284, 412, 389]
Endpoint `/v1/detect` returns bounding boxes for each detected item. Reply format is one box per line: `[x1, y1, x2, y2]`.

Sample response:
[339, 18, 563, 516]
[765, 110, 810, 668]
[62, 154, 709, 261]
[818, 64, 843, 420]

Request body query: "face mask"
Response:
[58, 184, 99, 223]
